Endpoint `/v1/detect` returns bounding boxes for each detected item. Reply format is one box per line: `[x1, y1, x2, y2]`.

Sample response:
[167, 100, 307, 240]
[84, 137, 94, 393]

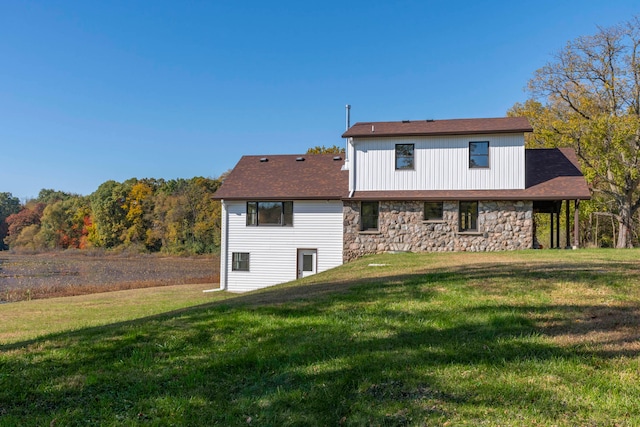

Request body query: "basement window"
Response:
[459, 201, 478, 232]
[424, 201, 444, 221]
[247, 201, 293, 226]
[232, 252, 250, 271]
[361, 201, 379, 231]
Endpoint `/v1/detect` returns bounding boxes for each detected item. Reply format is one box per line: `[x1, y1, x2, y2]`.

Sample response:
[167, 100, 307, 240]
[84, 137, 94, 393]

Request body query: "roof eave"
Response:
[341, 128, 533, 138]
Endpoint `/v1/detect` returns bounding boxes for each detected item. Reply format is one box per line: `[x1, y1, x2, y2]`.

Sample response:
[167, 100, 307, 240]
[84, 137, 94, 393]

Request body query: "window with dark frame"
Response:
[361, 201, 379, 231]
[232, 252, 250, 271]
[459, 201, 478, 232]
[469, 141, 489, 168]
[424, 201, 444, 221]
[246, 201, 293, 226]
[395, 144, 415, 169]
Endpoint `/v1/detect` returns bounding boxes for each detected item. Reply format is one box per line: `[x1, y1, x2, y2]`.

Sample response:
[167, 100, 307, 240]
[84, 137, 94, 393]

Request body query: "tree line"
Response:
[0, 176, 222, 254]
[0, 146, 343, 254]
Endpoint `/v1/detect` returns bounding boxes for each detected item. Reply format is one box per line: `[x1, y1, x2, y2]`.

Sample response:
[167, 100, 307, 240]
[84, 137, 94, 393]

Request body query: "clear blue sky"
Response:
[1, 1, 638, 200]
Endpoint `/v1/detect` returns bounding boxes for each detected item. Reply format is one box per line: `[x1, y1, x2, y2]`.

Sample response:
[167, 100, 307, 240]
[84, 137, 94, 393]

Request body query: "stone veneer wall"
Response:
[343, 200, 533, 261]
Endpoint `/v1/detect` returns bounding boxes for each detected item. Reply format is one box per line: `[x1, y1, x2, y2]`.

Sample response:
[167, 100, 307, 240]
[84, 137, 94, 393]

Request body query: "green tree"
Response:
[0, 192, 21, 250]
[151, 177, 221, 254]
[519, 17, 640, 248]
[89, 180, 131, 248]
[36, 189, 74, 204]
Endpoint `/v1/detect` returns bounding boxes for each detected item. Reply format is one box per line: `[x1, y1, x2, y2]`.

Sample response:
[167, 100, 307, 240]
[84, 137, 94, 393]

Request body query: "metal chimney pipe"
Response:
[345, 104, 351, 131]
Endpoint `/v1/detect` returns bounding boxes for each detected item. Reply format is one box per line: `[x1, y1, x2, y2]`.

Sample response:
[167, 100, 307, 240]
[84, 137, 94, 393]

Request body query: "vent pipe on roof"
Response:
[345, 104, 351, 130]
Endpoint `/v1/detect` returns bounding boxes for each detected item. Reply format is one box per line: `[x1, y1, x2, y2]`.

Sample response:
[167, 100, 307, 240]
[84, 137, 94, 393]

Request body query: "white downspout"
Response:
[205, 199, 228, 292]
[348, 137, 355, 198]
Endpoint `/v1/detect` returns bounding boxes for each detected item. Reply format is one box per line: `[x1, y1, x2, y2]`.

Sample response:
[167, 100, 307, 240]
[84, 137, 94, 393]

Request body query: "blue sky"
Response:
[1, 1, 638, 200]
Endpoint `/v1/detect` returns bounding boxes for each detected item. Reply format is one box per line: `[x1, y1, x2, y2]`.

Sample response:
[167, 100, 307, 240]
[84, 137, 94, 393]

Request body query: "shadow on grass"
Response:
[1, 257, 639, 425]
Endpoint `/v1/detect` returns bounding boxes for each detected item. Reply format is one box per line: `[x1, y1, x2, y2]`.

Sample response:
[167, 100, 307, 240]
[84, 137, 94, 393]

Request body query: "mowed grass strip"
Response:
[1, 249, 640, 426]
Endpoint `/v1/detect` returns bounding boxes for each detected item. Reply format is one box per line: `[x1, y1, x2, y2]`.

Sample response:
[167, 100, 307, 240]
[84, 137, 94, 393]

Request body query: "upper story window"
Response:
[361, 201, 379, 231]
[469, 141, 489, 168]
[459, 201, 478, 232]
[424, 201, 444, 221]
[246, 201, 293, 226]
[395, 144, 414, 169]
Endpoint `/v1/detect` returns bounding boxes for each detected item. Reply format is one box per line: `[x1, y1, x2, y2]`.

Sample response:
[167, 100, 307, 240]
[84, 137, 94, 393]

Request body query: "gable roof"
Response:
[349, 148, 590, 201]
[213, 154, 348, 200]
[342, 117, 532, 138]
[215, 148, 589, 202]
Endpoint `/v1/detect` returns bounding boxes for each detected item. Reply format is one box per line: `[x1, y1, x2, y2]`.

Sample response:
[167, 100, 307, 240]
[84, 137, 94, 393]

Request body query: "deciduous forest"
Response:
[0, 176, 223, 254]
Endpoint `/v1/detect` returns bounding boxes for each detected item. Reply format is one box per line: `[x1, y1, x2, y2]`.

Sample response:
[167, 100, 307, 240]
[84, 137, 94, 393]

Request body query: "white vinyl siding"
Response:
[222, 200, 343, 292]
[353, 134, 525, 191]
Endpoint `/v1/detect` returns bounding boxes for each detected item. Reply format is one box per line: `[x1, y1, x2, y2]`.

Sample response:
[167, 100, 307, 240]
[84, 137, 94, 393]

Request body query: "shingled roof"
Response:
[213, 154, 348, 200]
[342, 117, 532, 138]
[214, 148, 589, 202]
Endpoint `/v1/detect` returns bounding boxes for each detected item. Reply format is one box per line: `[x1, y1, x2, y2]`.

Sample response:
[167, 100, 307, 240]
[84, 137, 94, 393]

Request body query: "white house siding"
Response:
[352, 134, 525, 191]
[222, 200, 344, 292]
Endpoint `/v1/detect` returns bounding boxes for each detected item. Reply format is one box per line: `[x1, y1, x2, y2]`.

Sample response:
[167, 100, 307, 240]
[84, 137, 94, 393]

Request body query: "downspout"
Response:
[348, 137, 355, 198]
[205, 199, 228, 292]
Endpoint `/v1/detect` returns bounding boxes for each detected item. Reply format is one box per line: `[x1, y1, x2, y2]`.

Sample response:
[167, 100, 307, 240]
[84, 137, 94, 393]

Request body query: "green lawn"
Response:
[1, 249, 640, 426]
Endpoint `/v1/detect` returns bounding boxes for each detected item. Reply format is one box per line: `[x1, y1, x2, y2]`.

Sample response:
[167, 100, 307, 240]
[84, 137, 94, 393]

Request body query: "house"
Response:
[214, 117, 590, 292]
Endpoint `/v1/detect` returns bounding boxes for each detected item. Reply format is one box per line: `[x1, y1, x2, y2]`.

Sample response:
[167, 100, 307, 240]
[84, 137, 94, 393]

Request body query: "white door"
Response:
[297, 249, 317, 279]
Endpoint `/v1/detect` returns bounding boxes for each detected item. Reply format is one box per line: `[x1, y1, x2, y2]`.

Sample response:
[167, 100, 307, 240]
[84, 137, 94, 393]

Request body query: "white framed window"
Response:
[232, 252, 250, 271]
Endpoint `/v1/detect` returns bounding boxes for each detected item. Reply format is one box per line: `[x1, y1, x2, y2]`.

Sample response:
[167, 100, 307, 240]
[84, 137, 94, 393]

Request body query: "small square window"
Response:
[395, 144, 414, 169]
[469, 142, 489, 168]
[459, 201, 478, 232]
[424, 201, 444, 221]
[361, 201, 379, 231]
[232, 252, 250, 271]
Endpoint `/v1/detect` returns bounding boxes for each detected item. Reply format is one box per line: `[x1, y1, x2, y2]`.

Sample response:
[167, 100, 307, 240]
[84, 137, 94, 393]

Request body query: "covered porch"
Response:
[533, 199, 581, 249]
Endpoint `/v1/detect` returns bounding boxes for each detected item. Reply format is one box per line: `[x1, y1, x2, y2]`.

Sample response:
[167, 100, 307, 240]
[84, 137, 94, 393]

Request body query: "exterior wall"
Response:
[343, 200, 533, 261]
[222, 200, 344, 292]
[352, 134, 525, 191]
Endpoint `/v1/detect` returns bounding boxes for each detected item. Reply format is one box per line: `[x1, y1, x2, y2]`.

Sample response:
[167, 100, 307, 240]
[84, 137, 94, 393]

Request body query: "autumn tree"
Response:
[122, 181, 154, 248]
[306, 145, 345, 154]
[4, 202, 45, 249]
[519, 17, 640, 248]
[37, 197, 90, 249]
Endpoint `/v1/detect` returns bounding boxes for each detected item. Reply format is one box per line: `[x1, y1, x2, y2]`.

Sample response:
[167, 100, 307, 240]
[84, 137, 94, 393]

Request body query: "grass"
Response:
[1, 249, 640, 426]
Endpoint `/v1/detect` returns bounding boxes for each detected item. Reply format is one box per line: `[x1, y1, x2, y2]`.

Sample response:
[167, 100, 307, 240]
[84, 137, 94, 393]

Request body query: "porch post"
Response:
[565, 200, 571, 249]
[574, 199, 580, 248]
[550, 212, 554, 248]
[555, 202, 560, 249]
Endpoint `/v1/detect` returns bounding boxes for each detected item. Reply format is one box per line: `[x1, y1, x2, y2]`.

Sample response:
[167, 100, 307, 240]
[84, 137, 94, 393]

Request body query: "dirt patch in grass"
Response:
[0, 252, 219, 302]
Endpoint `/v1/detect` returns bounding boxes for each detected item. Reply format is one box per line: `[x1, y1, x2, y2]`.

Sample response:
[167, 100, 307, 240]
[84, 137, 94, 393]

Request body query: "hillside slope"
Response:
[1, 250, 640, 426]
